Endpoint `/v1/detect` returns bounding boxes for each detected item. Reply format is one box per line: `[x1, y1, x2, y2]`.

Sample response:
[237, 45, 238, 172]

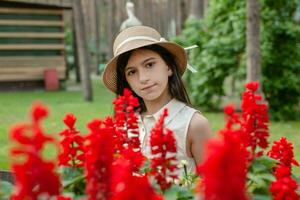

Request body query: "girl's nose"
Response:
[139, 71, 150, 84]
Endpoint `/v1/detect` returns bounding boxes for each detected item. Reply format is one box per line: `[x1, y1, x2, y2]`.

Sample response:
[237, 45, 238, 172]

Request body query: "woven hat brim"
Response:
[102, 41, 187, 93]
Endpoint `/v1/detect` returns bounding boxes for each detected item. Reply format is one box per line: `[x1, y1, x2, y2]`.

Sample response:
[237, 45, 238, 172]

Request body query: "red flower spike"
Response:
[113, 88, 141, 154]
[63, 113, 76, 129]
[149, 108, 178, 192]
[241, 82, 269, 159]
[87, 119, 102, 131]
[121, 147, 145, 172]
[223, 104, 242, 131]
[197, 129, 249, 200]
[268, 137, 300, 168]
[110, 156, 164, 200]
[31, 102, 48, 123]
[245, 81, 259, 91]
[269, 166, 300, 200]
[58, 113, 84, 167]
[224, 104, 235, 116]
[10, 103, 61, 200]
[57, 196, 73, 200]
[84, 118, 115, 200]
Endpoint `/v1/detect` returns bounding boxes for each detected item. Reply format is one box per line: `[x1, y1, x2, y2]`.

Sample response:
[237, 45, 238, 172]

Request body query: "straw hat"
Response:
[102, 26, 187, 93]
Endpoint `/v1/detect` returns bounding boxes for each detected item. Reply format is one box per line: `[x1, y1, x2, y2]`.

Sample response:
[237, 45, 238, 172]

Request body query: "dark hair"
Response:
[116, 44, 191, 113]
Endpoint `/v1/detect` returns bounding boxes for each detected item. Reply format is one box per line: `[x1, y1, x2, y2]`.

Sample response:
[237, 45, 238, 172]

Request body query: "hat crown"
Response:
[113, 26, 162, 56]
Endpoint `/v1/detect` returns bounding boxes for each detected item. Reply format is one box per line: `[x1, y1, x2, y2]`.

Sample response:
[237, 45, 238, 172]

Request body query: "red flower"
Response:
[31, 102, 48, 123]
[10, 103, 61, 199]
[268, 137, 299, 168]
[245, 81, 259, 91]
[84, 118, 115, 200]
[270, 166, 300, 200]
[149, 108, 178, 192]
[121, 147, 145, 173]
[197, 129, 249, 200]
[63, 113, 76, 129]
[223, 104, 242, 131]
[110, 156, 163, 200]
[224, 104, 235, 115]
[57, 196, 73, 200]
[241, 82, 269, 159]
[58, 113, 85, 167]
[113, 88, 140, 153]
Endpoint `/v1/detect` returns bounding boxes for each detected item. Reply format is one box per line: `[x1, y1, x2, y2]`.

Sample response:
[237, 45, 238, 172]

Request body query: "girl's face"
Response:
[125, 48, 173, 102]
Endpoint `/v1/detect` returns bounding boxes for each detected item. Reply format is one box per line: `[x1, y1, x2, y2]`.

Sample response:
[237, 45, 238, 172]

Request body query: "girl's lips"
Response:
[141, 84, 156, 91]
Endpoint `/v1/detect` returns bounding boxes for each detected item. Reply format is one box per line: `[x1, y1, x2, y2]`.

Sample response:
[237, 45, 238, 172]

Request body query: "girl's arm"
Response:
[187, 112, 212, 166]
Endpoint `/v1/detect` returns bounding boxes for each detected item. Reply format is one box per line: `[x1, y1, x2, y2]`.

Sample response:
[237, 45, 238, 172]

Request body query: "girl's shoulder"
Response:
[179, 102, 211, 138]
[187, 109, 211, 145]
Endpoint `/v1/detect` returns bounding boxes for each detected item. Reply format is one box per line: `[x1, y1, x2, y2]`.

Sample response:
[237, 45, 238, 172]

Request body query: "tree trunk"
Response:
[94, 0, 101, 75]
[107, 0, 115, 58]
[180, 0, 188, 32]
[72, 16, 80, 83]
[246, 0, 262, 92]
[203, 0, 209, 14]
[73, 0, 93, 101]
[189, 0, 204, 19]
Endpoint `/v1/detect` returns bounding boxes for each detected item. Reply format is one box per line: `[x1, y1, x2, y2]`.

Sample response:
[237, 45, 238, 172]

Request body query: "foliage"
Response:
[175, 0, 300, 120]
[175, 0, 246, 111]
[260, 0, 300, 120]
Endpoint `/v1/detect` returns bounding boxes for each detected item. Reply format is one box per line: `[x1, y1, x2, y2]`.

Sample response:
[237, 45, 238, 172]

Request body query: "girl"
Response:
[102, 26, 211, 175]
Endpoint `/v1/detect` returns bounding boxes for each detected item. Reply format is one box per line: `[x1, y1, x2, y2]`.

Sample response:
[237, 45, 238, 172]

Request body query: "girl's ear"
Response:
[167, 67, 173, 76]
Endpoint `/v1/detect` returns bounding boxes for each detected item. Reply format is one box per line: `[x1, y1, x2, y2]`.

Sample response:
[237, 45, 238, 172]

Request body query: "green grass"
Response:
[0, 75, 299, 175]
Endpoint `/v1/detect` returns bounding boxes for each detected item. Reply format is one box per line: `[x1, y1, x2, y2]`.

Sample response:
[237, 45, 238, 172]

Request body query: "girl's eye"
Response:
[145, 62, 155, 68]
[127, 70, 136, 76]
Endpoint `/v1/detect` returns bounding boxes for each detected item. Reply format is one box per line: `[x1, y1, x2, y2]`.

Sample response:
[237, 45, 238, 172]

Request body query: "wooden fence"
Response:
[0, 1, 67, 82]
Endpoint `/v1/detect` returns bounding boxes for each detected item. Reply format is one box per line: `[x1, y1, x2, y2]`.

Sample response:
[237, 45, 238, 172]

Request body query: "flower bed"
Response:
[1, 82, 299, 200]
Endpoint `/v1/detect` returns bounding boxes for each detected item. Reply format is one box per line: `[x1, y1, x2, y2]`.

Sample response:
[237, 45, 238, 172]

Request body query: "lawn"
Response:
[0, 75, 299, 175]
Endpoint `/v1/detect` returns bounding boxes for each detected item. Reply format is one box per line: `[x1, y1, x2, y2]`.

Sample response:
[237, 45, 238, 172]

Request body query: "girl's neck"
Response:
[142, 94, 172, 116]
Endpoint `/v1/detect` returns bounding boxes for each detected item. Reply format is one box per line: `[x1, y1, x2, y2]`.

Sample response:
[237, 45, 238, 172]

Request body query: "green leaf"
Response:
[0, 181, 14, 199]
[164, 185, 180, 200]
[252, 194, 272, 200]
[247, 173, 267, 188]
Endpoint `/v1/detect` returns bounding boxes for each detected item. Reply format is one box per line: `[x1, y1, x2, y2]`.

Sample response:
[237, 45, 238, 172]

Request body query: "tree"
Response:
[189, 0, 205, 19]
[94, 0, 101, 75]
[176, 0, 300, 120]
[72, 0, 93, 101]
[246, 0, 262, 93]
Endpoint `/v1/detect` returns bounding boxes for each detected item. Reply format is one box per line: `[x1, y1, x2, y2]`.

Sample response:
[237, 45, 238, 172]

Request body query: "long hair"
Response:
[116, 44, 191, 113]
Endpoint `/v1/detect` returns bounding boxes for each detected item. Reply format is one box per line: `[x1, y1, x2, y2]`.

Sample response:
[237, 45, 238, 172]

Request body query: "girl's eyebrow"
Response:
[140, 57, 156, 65]
[125, 66, 134, 72]
[125, 57, 156, 71]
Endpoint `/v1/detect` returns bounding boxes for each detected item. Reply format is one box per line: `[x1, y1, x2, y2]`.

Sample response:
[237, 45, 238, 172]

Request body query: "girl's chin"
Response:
[141, 95, 158, 102]
[140, 93, 161, 102]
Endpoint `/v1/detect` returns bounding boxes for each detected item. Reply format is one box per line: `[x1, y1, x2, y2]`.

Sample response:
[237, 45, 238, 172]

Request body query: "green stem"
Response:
[63, 174, 85, 189]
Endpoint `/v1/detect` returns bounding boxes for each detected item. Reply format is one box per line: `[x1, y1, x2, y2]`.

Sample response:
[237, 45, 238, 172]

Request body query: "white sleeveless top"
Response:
[138, 98, 199, 176]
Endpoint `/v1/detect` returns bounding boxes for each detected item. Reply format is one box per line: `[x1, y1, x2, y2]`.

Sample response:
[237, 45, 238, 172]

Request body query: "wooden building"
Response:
[0, 0, 71, 88]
